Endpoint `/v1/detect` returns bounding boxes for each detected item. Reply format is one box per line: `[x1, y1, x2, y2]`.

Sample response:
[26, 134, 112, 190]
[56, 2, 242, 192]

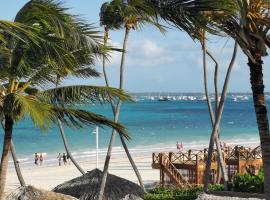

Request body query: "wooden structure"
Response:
[152, 145, 262, 188]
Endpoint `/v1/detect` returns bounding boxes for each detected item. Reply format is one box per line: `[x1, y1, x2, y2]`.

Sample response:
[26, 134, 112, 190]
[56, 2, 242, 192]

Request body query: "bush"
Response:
[144, 185, 224, 200]
[233, 170, 264, 193]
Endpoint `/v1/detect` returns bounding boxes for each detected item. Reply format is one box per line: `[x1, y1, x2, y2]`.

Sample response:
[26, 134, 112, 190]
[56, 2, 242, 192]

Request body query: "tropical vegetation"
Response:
[144, 185, 224, 200]
[1, 0, 270, 199]
[98, 1, 164, 199]
[0, 0, 131, 199]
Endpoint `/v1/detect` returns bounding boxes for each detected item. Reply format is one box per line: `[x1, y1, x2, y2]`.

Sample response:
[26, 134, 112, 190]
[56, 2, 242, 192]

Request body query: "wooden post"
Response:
[196, 154, 199, 185]
[169, 152, 172, 162]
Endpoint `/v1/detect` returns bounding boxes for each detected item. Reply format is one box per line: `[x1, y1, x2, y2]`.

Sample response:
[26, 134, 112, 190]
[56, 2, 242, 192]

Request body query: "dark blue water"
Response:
[0, 94, 268, 164]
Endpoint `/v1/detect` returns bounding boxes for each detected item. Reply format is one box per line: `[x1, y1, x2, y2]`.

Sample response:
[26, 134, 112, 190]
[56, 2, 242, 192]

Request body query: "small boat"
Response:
[158, 96, 170, 101]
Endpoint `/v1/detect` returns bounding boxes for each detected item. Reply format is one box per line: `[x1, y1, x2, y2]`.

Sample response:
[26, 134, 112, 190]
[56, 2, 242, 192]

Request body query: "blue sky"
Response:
[2, 0, 270, 93]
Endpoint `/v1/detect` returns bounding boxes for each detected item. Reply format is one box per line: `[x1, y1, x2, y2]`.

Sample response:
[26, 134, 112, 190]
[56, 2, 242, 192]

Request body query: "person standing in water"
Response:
[57, 153, 62, 166]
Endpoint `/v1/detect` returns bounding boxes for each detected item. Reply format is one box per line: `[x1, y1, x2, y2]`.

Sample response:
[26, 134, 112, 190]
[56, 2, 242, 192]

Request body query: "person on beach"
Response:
[34, 153, 39, 165]
[39, 154, 43, 165]
[57, 153, 62, 166]
[180, 142, 183, 151]
[67, 153, 70, 164]
[63, 153, 67, 165]
[176, 141, 180, 150]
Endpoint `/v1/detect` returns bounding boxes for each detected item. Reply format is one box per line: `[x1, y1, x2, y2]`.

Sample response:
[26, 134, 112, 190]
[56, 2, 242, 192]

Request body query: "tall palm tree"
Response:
[0, 3, 132, 200]
[8, 0, 106, 176]
[209, 0, 270, 196]
[98, 1, 164, 199]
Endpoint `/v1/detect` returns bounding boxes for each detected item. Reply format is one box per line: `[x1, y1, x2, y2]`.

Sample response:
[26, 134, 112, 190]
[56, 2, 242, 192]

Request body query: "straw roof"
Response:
[53, 168, 144, 200]
[6, 185, 78, 200]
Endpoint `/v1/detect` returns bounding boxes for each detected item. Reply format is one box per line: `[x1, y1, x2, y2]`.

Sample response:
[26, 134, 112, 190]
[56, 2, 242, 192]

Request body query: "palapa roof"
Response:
[53, 168, 144, 200]
[6, 185, 78, 200]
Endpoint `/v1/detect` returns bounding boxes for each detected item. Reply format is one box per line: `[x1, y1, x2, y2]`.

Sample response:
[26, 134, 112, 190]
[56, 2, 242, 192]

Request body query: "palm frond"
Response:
[72, 67, 100, 78]
[100, 0, 164, 32]
[51, 107, 130, 139]
[149, 0, 237, 40]
[211, 0, 270, 62]
[39, 85, 133, 105]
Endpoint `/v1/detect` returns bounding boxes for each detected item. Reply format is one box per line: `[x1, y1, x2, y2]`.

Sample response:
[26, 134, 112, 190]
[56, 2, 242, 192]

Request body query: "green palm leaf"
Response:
[51, 107, 129, 139]
[39, 85, 133, 105]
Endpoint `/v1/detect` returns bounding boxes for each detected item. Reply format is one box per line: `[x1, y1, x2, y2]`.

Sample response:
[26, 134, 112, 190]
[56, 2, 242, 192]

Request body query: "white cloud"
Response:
[106, 39, 175, 68]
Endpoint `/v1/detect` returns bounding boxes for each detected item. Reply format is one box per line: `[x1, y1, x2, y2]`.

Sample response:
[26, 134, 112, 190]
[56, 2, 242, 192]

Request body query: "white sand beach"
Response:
[5, 154, 159, 196]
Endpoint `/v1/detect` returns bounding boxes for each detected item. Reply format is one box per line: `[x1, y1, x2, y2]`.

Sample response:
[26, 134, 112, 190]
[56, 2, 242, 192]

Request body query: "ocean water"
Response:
[1, 93, 269, 166]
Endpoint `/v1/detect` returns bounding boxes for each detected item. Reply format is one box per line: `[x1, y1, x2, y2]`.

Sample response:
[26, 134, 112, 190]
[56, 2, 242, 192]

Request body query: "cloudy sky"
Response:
[2, 0, 270, 93]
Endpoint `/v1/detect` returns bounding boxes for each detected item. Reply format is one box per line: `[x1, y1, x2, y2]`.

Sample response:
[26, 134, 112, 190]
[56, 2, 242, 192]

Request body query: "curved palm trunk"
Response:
[102, 29, 145, 190]
[202, 39, 228, 189]
[206, 50, 226, 185]
[55, 80, 85, 175]
[1, 120, 25, 186]
[0, 116, 14, 200]
[248, 57, 270, 197]
[98, 27, 130, 200]
[57, 119, 85, 174]
[203, 42, 238, 192]
[10, 141, 25, 186]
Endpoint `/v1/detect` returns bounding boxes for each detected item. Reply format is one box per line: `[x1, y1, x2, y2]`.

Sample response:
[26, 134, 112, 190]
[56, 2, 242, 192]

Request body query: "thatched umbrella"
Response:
[53, 168, 144, 200]
[6, 185, 78, 200]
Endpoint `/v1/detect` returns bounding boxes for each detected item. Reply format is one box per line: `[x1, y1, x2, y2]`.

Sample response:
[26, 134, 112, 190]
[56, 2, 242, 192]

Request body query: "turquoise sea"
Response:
[1, 93, 269, 166]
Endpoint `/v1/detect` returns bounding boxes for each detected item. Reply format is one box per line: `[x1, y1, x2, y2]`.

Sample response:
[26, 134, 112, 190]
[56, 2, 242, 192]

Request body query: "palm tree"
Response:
[98, 1, 164, 199]
[209, 0, 270, 196]
[7, 0, 106, 176]
[0, 2, 133, 199]
[149, 0, 237, 190]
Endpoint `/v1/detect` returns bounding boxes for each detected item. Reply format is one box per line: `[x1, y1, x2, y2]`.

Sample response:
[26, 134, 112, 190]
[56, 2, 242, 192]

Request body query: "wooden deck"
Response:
[152, 146, 262, 188]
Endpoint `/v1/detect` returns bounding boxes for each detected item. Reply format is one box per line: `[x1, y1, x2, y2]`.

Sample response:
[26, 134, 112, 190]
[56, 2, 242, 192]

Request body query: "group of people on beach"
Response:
[34, 153, 44, 166]
[57, 153, 70, 166]
[176, 141, 183, 151]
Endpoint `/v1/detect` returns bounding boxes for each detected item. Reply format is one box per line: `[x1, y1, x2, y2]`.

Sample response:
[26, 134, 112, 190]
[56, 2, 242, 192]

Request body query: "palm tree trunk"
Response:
[202, 39, 228, 189]
[203, 42, 238, 192]
[55, 79, 85, 175]
[10, 141, 25, 186]
[206, 50, 226, 185]
[102, 29, 145, 191]
[0, 115, 14, 200]
[248, 57, 270, 197]
[57, 119, 85, 174]
[98, 27, 130, 200]
[1, 120, 25, 186]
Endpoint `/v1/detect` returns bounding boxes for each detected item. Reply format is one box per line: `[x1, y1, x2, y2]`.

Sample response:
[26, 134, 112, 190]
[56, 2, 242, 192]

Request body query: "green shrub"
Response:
[144, 185, 224, 200]
[233, 170, 264, 193]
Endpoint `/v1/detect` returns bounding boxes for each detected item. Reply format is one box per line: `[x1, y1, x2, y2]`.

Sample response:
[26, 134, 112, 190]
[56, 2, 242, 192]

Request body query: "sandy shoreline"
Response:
[5, 154, 159, 196]
[5, 140, 260, 197]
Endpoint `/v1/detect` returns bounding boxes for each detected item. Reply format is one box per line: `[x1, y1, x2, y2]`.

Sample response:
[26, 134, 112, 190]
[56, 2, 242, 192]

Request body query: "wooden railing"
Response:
[160, 153, 192, 188]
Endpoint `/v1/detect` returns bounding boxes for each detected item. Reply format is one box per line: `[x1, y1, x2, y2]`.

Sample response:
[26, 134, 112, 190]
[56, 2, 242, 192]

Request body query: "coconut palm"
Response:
[0, 2, 133, 199]
[205, 0, 270, 196]
[98, 1, 164, 199]
[6, 0, 106, 176]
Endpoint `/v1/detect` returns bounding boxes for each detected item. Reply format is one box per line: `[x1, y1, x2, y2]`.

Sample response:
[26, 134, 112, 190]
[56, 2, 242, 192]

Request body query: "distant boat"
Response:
[158, 96, 170, 101]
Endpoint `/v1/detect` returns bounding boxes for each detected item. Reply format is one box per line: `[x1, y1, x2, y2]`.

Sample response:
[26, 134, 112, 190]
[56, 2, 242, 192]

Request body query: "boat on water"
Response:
[158, 96, 170, 101]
